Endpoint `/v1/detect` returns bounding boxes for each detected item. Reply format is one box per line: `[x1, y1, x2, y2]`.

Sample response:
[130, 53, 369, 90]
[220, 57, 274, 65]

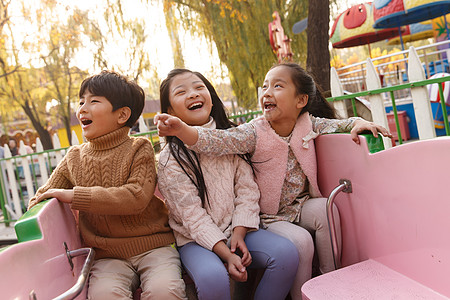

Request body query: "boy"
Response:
[28, 70, 186, 299]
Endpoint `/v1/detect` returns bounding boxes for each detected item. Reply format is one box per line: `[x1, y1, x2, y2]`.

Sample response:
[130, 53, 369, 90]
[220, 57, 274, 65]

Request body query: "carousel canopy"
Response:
[387, 20, 434, 44]
[373, 0, 450, 29]
[330, 2, 401, 48]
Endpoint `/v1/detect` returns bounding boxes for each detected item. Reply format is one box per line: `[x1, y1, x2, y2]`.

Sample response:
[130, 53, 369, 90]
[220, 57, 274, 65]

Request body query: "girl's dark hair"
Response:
[160, 68, 254, 207]
[79, 70, 145, 127]
[271, 62, 337, 119]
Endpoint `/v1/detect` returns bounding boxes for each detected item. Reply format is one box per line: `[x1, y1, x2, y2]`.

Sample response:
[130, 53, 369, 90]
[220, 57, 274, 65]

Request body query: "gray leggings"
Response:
[266, 197, 342, 300]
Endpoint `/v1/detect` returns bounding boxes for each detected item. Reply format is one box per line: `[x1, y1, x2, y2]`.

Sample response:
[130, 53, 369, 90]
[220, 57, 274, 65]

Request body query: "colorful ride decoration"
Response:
[387, 20, 434, 45]
[268, 11, 293, 63]
[373, 0, 450, 29]
[330, 3, 401, 49]
[432, 13, 450, 42]
[428, 72, 450, 129]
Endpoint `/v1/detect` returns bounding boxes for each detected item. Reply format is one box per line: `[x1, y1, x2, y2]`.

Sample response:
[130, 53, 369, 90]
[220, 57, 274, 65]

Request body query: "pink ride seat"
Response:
[0, 199, 90, 299]
[302, 134, 450, 299]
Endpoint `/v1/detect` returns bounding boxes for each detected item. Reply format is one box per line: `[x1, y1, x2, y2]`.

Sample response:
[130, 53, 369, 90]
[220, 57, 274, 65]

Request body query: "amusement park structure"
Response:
[268, 11, 293, 62]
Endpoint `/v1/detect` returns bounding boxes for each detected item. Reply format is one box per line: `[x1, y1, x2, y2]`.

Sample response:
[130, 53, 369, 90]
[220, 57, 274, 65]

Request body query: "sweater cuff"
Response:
[232, 212, 260, 232]
[71, 187, 92, 211]
[200, 229, 228, 251]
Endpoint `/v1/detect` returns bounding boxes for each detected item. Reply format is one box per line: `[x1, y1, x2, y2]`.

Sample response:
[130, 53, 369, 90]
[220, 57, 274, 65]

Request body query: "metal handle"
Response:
[53, 246, 96, 300]
[326, 179, 352, 270]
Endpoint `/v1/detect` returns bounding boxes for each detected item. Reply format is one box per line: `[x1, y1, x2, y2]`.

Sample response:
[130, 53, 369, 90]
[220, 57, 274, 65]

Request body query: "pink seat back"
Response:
[315, 134, 450, 297]
[0, 199, 87, 299]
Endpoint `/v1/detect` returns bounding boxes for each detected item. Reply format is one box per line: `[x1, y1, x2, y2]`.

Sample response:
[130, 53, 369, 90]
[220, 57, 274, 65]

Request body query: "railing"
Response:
[335, 40, 450, 95]
[331, 44, 450, 149]
[0, 112, 262, 226]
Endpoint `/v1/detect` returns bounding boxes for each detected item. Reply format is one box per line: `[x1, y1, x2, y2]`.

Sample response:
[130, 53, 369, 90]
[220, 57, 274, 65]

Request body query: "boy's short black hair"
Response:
[79, 70, 145, 127]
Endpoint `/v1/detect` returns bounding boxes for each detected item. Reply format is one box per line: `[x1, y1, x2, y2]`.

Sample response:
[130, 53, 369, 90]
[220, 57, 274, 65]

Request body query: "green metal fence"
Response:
[328, 75, 450, 144]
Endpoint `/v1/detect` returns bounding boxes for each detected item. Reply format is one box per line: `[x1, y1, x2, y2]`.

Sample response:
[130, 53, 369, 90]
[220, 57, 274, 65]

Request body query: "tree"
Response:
[165, 0, 308, 109]
[164, 0, 185, 68]
[0, 2, 54, 149]
[0, 0, 18, 80]
[0, 0, 154, 149]
[85, 0, 152, 82]
[306, 0, 331, 92]
[0, 63, 54, 149]
[39, 8, 89, 145]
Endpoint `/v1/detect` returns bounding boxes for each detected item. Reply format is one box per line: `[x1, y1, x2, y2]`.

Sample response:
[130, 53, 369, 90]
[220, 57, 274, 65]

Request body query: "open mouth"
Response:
[188, 102, 203, 110]
[81, 119, 93, 126]
[264, 102, 277, 110]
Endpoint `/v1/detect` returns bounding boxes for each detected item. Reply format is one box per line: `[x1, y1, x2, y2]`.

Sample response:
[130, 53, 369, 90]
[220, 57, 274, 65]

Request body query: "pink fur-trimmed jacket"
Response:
[189, 113, 357, 215]
[252, 113, 322, 214]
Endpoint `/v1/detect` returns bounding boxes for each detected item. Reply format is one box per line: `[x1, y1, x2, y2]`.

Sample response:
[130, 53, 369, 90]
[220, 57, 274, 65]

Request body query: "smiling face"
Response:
[76, 90, 130, 139]
[167, 72, 213, 126]
[260, 66, 308, 135]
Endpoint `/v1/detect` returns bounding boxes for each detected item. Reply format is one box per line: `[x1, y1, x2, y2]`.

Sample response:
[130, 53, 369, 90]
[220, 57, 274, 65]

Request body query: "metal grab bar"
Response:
[326, 179, 352, 270]
[53, 246, 96, 300]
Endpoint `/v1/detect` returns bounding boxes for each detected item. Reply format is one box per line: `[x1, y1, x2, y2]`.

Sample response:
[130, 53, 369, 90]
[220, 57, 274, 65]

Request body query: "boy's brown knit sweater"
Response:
[28, 126, 175, 259]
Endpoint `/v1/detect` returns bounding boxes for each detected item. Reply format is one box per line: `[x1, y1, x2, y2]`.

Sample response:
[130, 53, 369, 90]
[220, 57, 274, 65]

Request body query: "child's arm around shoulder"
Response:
[154, 113, 199, 145]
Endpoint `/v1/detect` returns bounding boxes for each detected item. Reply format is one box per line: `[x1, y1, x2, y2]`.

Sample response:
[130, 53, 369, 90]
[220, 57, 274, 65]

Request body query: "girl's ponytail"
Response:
[307, 84, 337, 119]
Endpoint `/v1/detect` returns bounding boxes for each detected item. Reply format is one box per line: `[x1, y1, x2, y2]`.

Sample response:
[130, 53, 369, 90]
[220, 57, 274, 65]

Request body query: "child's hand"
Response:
[36, 189, 74, 204]
[350, 119, 392, 144]
[154, 113, 199, 145]
[231, 227, 252, 267]
[225, 254, 248, 282]
[154, 113, 185, 137]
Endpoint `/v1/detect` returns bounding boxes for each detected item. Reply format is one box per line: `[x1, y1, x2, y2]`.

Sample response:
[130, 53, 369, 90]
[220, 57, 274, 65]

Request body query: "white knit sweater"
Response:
[157, 118, 260, 251]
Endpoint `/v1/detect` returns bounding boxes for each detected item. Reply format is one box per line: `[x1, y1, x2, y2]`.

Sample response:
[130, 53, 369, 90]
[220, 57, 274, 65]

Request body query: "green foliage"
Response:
[164, 0, 185, 68]
[88, 0, 152, 82]
[166, 0, 308, 109]
[0, 0, 154, 148]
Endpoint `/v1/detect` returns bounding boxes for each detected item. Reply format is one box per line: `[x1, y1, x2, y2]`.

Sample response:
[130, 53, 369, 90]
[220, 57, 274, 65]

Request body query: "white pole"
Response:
[408, 46, 436, 140]
[4, 145, 22, 217]
[35, 138, 49, 184]
[18, 141, 34, 205]
[365, 59, 392, 149]
[330, 67, 349, 119]
[71, 130, 80, 146]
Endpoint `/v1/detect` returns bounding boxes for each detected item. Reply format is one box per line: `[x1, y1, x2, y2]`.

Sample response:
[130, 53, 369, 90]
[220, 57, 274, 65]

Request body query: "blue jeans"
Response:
[178, 229, 299, 300]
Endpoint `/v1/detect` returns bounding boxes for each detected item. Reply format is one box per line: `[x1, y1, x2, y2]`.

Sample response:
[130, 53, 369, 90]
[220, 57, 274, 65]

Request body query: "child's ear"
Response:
[117, 107, 132, 125]
[167, 106, 175, 116]
[296, 94, 308, 109]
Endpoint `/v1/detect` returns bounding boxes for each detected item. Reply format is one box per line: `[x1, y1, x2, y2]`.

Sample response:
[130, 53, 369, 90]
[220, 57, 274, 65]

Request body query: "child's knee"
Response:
[189, 267, 230, 299]
[88, 282, 133, 299]
[291, 231, 314, 259]
[282, 238, 300, 264]
[141, 278, 187, 300]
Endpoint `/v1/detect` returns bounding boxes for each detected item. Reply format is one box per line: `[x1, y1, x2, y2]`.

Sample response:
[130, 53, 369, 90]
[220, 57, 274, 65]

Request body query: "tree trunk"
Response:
[21, 103, 53, 150]
[306, 0, 331, 92]
[63, 115, 72, 145]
